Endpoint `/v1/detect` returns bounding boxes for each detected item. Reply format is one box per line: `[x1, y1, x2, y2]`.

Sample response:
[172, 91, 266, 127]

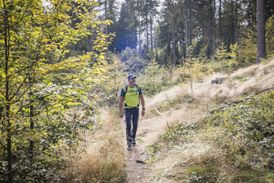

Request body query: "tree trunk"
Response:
[137, 0, 141, 53]
[207, 0, 214, 57]
[29, 106, 34, 163]
[218, 0, 222, 40]
[230, 0, 236, 45]
[146, 15, 149, 50]
[3, 0, 13, 182]
[256, 0, 266, 64]
[185, 0, 188, 58]
[138, 25, 141, 53]
[234, 0, 238, 42]
[150, 15, 154, 55]
[28, 75, 34, 163]
[171, 13, 176, 67]
[213, 0, 216, 55]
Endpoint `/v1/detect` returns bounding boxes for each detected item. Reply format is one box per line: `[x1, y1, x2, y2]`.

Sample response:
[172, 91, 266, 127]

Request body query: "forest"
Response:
[0, 0, 273, 182]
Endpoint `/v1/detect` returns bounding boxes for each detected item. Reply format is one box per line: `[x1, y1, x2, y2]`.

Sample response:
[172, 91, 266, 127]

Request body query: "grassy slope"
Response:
[141, 59, 274, 183]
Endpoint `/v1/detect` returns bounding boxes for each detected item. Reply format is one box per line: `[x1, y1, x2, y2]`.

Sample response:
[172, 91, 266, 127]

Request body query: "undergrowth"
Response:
[146, 123, 200, 164]
[186, 158, 220, 183]
[138, 59, 230, 96]
[146, 90, 274, 182]
[206, 90, 274, 180]
[61, 108, 127, 183]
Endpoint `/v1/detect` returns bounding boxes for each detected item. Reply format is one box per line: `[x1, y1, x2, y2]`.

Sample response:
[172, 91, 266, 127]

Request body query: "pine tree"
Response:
[114, 1, 138, 52]
[256, 0, 266, 63]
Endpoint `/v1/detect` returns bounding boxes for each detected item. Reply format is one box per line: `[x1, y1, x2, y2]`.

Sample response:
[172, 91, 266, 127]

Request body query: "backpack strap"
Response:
[136, 85, 141, 94]
[124, 85, 128, 94]
[124, 85, 141, 94]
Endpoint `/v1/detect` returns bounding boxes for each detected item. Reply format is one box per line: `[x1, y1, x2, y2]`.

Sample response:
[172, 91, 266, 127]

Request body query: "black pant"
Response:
[125, 108, 139, 145]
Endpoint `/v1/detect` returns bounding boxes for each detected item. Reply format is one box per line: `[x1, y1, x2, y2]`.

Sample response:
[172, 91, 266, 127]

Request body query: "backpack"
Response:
[124, 84, 141, 94]
[122, 85, 142, 108]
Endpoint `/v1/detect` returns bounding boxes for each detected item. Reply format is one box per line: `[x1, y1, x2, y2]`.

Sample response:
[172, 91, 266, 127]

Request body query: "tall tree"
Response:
[156, 0, 179, 65]
[0, 1, 111, 181]
[170, 0, 176, 66]
[256, 0, 266, 63]
[184, 0, 190, 57]
[2, 1, 12, 181]
[114, 1, 138, 52]
[141, 0, 158, 54]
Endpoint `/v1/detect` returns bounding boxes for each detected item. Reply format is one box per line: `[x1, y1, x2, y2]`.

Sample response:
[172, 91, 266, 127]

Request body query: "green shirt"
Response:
[120, 85, 143, 108]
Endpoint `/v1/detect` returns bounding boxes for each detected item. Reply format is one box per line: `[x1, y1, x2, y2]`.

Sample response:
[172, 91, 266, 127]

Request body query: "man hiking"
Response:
[119, 74, 145, 151]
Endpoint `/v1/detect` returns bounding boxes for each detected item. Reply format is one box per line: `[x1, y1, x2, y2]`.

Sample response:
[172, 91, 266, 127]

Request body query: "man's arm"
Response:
[140, 94, 145, 116]
[119, 96, 124, 118]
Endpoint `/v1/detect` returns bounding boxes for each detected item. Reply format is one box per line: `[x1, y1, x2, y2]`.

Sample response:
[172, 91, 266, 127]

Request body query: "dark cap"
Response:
[128, 74, 136, 80]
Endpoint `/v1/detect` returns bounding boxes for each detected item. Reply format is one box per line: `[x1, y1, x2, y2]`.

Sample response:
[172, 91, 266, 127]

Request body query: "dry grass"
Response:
[138, 59, 274, 182]
[62, 108, 127, 183]
[192, 59, 274, 102]
[145, 85, 186, 109]
[68, 137, 126, 183]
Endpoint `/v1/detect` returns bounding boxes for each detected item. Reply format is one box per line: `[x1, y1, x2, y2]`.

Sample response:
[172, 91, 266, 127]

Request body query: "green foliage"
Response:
[0, 0, 111, 181]
[215, 43, 239, 72]
[90, 54, 126, 106]
[138, 60, 169, 95]
[238, 28, 257, 65]
[215, 42, 229, 61]
[146, 89, 273, 182]
[186, 60, 208, 81]
[227, 44, 239, 70]
[207, 91, 274, 173]
[266, 15, 274, 57]
[186, 163, 219, 183]
[138, 57, 223, 96]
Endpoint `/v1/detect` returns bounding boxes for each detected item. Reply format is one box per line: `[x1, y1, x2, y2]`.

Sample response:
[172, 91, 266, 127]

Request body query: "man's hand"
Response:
[141, 109, 145, 117]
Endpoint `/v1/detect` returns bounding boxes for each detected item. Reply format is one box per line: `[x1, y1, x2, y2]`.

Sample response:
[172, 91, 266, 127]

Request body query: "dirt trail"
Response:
[125, 88, 209, 182]
[125, 60, 274, 183]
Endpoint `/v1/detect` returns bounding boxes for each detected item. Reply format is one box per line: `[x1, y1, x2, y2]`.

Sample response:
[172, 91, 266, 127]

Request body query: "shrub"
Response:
[214, 43, 239, 73]
[207, 91, 274, 172]
[186, 163, 219, 183]
[120, 48, 146, 72]
[238, 28, 257, 65]
[138, 61, 170, 96]
[266, 15, 274, 57]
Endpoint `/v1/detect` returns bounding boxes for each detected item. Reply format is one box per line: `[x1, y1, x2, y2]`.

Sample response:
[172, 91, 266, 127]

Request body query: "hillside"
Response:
[126, 59, 274, 182]
[68, 59, 274, 183]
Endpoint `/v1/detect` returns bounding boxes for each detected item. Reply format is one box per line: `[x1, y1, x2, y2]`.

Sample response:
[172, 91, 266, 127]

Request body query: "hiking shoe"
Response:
[132, 139, 136, 146]
[127, 144, 132, 151]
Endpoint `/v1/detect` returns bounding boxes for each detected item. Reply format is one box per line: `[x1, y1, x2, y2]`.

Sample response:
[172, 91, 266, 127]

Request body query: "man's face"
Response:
[128, 77, 136, 85]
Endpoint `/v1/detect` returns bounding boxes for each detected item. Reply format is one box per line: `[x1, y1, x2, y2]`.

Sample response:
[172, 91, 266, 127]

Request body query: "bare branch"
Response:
[9, 74, 29, 102]
[210, 87, 274, 114]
